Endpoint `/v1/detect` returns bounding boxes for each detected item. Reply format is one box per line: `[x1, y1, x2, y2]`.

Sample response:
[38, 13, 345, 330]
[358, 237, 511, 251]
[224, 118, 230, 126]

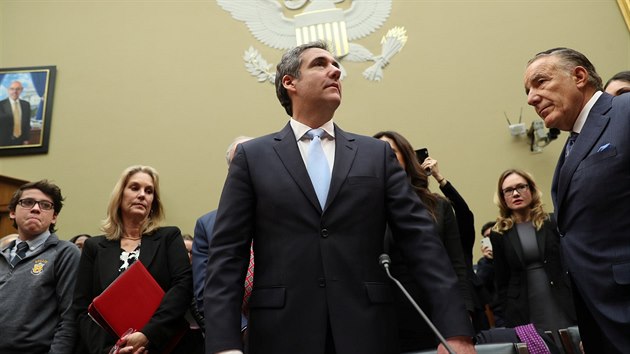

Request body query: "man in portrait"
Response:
[0, 80, 31, 146]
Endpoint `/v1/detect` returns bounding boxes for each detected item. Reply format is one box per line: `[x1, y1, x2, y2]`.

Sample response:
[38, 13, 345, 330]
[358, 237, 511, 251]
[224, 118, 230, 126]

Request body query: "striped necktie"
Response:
[10, 241, 29, 268]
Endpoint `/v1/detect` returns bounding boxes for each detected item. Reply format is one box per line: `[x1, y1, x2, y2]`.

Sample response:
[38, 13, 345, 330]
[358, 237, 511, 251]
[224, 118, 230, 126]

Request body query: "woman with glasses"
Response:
[489, 169, 576, 332]
[73, 165, 195, 354]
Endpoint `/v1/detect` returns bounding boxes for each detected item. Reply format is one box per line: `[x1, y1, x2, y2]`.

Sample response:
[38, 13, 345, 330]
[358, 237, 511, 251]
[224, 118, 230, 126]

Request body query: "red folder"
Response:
[88, 261, 164, 339]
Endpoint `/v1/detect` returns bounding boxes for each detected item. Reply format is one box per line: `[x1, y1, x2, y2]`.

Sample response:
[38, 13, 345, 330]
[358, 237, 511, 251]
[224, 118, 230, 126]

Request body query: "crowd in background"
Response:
[1, 44, 629, 354]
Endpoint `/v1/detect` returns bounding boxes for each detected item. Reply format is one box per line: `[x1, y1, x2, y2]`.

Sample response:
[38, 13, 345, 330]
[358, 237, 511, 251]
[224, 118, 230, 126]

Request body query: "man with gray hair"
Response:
[193, 136, 254, 346]
[524, 47, 630, 353]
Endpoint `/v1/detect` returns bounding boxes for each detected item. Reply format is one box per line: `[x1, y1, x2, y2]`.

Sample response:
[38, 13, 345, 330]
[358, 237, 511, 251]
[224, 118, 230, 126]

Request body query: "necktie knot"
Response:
[565, 132, 579, 157]
[16, 242, 29, 253]
[306, 128, 326, 140]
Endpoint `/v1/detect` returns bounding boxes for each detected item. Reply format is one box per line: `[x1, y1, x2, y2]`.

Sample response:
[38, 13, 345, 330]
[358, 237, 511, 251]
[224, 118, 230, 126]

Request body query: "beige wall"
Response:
[1, 1, 629, 261]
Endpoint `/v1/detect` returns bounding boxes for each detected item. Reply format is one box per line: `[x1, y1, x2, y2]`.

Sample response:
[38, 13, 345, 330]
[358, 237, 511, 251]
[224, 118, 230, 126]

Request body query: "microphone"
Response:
[379, 254, 456, 354]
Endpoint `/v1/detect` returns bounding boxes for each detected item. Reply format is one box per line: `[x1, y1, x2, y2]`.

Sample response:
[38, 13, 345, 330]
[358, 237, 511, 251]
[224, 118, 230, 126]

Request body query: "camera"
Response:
[415, 148, 431, 175]
[481, 237, 492, 250]
[415, 148, 429, 163]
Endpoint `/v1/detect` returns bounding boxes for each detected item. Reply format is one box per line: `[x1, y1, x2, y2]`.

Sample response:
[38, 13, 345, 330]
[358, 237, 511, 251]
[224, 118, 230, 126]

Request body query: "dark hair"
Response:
[8, 180, 64, 233]
[528, 47, 603, 91]
[480, 221, 495, 236]
[372, 131, 438, 221]
[275, 40, 330, 117]
[604, 70, 630, 90]
[69, 234, 91, 244]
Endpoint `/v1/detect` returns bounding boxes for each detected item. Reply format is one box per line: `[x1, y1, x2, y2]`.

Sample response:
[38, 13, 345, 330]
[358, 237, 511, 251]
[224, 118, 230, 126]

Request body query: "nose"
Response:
[527, 89, 540, 106]
[330, 64, 341, 80]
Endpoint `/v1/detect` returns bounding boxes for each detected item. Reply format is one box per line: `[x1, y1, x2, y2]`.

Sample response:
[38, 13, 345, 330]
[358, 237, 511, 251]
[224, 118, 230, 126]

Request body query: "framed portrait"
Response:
[0, 65, 56, 156]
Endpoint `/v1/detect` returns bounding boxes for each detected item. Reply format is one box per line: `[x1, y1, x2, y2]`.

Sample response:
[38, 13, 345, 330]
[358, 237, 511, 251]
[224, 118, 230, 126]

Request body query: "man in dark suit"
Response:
[204, 41, 474, 354]
[192, 136, 252, 335]
[0, 80, 31, 146]
[524, 47, 630, 353]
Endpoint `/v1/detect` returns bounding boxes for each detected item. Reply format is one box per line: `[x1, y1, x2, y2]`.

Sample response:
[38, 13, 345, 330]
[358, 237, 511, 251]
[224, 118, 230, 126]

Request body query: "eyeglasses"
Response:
[502, 184, 529, 197]
[17, 198, 54, 211]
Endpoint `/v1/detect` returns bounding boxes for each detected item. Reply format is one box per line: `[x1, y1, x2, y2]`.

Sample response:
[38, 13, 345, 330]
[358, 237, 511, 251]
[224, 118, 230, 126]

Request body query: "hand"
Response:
[438, 336, 476, 354]
[116, 331, 149, 354]
[422, 157, 443, 181]
[481, 244, 493, 259]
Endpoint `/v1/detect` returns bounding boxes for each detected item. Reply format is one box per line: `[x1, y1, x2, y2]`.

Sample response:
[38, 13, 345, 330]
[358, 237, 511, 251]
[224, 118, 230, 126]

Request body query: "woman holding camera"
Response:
[489, 169, 575, 332]
[373, 131, 473, 351]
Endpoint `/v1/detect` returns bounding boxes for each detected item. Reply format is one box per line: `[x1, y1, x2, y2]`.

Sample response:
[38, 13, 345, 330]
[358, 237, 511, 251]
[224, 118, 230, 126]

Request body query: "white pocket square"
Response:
[597, 143, 611, 152]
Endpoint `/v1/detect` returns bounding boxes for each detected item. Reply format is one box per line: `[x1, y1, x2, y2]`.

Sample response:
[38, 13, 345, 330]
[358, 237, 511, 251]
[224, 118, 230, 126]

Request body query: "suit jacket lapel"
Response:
[273, 123, 322, 211]
[536, 225, 547, 259]
[139, 233, 159, 269]
[556, 95, 612, 211]
[506, 227, 525, 266]
[98, 238, 124, 286]
[325, 125, 356, 210]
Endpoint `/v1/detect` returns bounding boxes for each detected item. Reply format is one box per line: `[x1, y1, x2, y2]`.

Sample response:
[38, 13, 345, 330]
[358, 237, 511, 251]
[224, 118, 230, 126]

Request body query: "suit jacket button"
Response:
[321, 229, 329, 238]
[318, 278, 326, 287]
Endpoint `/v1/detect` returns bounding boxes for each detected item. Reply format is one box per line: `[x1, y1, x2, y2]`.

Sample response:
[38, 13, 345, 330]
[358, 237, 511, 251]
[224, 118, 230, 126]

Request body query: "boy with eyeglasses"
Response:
[0, 180, 80, 354]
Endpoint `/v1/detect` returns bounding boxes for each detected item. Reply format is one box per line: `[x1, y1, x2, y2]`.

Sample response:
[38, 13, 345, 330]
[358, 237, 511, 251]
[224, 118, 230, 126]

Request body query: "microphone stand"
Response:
[379, 254, 456, 354]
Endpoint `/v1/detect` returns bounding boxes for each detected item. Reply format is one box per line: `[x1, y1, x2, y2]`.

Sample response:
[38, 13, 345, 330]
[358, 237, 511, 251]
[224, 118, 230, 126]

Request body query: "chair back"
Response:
[558, 326, 581, 354]
[402, 342, 528, 354]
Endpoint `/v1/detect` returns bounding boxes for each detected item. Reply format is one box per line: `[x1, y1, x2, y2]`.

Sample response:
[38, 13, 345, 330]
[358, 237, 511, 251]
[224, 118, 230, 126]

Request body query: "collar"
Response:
[19, 230, 51, 252]
[572, 91, 603, 134]
[290, 118, 335, 141]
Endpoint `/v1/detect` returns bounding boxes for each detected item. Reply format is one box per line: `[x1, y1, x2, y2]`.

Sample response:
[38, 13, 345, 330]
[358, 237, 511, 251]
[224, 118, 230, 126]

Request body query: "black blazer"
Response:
[73, 227, 192, 354]
[489, 218, 575, 327]
[204, 123, 473, 354]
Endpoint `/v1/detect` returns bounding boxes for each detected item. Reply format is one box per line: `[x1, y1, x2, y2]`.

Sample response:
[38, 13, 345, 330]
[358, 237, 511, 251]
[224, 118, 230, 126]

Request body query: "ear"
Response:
[282, 74, 297, 93]
[9, 210, 15, 221]
[51, 213, 58, 225]
[573, 66, 589, 88]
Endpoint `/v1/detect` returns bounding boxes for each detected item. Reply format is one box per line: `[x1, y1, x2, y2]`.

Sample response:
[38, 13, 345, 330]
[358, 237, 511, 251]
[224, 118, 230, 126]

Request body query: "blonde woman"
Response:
[489, 169, 575, 332]
[73, 165, 194, 354]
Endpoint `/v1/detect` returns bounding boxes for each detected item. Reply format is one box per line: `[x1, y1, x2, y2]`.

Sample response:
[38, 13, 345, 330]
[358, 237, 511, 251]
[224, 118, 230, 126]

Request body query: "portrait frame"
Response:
[0, 65, 56, 156]
[618, 0, 630, 33]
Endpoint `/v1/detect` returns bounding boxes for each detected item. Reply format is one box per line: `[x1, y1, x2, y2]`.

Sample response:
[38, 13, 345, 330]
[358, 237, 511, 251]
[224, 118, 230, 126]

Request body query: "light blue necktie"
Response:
[306, 128, 331, 209]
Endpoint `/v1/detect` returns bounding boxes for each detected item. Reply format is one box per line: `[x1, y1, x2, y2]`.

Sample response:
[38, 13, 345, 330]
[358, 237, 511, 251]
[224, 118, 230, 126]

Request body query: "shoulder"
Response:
[51, 235, 80, 252]
[609, 93, 630, 120]
[338, 129, 377, 145]
[196, 210, 217, 225]
[148, 226, 182, 240]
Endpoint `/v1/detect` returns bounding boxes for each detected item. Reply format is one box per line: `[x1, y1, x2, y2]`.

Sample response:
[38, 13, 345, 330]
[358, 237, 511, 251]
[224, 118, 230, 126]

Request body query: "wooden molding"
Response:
[618, 0, 630, 32]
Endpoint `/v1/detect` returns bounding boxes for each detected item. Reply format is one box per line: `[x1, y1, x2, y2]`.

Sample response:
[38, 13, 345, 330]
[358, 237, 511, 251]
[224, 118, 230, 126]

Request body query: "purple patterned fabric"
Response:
[515, 324, 551, 354]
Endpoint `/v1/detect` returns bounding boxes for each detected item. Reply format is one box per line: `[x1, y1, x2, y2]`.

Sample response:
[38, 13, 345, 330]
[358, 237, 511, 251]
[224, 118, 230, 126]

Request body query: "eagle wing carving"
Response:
[216, 0, 296, 50]
[344, 0, 392, 41]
